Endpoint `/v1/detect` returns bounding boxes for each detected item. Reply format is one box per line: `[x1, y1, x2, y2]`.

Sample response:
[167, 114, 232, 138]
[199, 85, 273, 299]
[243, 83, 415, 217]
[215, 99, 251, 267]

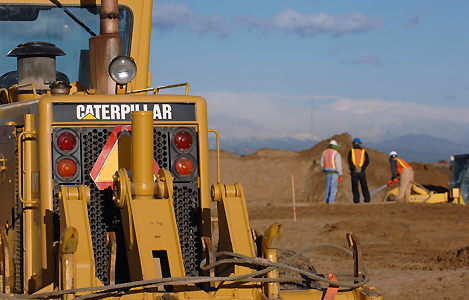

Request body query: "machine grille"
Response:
[173, 183, 200, 276]
[54, 126, 201, 284]
[82, 128, 123, 284]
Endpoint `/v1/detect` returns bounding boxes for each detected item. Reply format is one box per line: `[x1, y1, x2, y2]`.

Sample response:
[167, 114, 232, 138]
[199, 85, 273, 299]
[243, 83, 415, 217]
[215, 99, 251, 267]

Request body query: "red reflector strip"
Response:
[89, 126, 161, 190]
[323, 273, 339, 300]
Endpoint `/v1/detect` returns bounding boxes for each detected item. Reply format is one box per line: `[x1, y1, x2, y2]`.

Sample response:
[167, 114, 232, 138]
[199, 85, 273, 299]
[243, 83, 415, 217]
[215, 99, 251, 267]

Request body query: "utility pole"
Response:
[311, 90, 314, 148]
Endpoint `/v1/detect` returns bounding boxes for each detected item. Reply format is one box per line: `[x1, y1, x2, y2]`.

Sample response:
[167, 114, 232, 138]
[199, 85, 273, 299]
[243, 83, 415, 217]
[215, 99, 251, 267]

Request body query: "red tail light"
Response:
[53, 128, 81, 183]
[174, 131, 193, 152]
[175, 157, 193, 176]
[57, 131, 77, 152]
[57, 158, 77, 178]
[170, 128, 197, 181]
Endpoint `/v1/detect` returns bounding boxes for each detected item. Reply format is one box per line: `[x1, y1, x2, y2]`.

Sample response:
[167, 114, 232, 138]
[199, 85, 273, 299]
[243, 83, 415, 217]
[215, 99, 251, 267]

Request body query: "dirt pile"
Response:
[209, 132, 450, 204]
[208, 133, 469, 299]
[431, 247, 469, 270]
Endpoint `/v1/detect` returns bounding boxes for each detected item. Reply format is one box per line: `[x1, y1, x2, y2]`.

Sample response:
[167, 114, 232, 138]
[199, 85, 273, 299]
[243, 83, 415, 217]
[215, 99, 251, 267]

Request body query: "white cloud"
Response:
[202, 91, 312, 140]
[151, 4, 380, 39]
[152, 2, 193, 29]
[152, 3, 232, 37]
[199, 91, 469, 144]
[234, 8, 382, 37]
[313, 97, 469, 143]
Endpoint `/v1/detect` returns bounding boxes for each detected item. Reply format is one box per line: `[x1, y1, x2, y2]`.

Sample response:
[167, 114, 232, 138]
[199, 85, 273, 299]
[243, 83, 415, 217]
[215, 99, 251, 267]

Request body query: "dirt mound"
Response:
[209, 132, 450, 204]
[208, 134, 469, 299]
[431, 247, 469, 270]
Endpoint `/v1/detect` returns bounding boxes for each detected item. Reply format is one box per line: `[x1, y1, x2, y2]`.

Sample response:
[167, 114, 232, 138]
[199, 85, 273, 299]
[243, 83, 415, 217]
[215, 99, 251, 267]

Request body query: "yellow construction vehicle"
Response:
[0, 1, 382, 299]
[382, 154, 469, 204]
[382, 181, 449, 203]
[448, 154, 469, 204]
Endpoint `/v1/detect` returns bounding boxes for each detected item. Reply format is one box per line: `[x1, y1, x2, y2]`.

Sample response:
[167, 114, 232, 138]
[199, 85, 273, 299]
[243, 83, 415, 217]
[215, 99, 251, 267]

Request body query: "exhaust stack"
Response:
[89, 0, 121, 94]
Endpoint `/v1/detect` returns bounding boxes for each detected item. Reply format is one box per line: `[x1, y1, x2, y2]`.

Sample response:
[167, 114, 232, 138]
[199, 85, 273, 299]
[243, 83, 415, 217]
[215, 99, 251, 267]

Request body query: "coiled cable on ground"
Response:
[0, 243, 368, 300]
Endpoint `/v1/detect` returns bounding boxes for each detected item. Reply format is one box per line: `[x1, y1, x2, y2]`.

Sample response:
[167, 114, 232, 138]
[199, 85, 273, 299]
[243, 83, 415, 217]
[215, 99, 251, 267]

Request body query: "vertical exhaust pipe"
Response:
[89, 0, 121, 94]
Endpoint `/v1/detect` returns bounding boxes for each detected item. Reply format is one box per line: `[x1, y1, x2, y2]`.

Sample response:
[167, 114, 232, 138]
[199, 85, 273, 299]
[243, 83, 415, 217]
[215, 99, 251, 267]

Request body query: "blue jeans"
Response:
[325, 173, 339, 203]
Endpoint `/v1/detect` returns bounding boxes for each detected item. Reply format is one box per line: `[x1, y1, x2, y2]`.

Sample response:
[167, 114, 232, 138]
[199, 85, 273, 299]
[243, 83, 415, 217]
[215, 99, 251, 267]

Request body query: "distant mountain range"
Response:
[211, 134, 469, 163]
[366, 134, 469, 163]
[210, 137, 316, 155]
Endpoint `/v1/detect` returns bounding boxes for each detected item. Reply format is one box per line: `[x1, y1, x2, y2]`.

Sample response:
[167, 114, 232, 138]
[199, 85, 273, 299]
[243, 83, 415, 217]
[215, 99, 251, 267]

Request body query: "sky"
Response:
[149, 1, 469, 149]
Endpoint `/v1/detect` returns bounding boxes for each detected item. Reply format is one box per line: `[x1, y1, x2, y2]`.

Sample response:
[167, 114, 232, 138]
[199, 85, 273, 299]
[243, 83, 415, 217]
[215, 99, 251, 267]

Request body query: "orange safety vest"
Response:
[393, 157, 412, 175]
[323, 148, 338, 170]
[352, 148, 365, 167]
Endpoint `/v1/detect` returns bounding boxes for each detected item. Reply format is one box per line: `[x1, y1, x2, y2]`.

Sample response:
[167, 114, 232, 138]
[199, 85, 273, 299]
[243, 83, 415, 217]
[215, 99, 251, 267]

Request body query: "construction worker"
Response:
[320, 140, 343, 203]
[348, 138, 370, 203]
[388, 151, 414, 202]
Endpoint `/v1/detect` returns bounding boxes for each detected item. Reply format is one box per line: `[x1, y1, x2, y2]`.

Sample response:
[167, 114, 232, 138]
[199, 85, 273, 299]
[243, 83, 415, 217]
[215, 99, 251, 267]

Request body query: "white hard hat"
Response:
[329, 140, 338, 146]
[389, 151, 397, 157]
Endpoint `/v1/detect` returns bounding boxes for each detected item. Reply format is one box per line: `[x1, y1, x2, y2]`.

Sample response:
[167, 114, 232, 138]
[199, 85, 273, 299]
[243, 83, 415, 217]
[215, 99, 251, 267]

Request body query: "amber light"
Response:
[174, 131, 193, 151]
[57, 131, 76, 152]
[57, 159, 77, 178]
[175, 157, 193, 176]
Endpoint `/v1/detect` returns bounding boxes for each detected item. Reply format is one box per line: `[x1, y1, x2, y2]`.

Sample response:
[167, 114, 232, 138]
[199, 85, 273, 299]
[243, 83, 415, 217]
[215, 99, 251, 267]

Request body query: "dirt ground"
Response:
[209, 133, 469, 299]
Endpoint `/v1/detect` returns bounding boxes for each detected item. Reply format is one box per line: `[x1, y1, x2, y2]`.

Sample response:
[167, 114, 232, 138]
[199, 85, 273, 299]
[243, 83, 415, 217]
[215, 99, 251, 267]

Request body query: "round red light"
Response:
[174, 131, 193, 151]
[175, 157, 193, 176]
[57, 159, 77, 178]
[57, 131, 76, 152]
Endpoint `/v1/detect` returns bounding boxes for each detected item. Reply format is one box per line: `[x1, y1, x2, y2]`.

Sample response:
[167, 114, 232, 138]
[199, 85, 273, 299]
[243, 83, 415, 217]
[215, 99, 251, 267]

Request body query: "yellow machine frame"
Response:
[383, 182, 449, 203]
[0, 1, 382, 299]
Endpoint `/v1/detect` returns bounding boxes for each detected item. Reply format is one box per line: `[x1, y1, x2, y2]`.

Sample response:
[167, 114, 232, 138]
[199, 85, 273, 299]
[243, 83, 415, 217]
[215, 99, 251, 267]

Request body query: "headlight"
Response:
[108, 56, 137, 85]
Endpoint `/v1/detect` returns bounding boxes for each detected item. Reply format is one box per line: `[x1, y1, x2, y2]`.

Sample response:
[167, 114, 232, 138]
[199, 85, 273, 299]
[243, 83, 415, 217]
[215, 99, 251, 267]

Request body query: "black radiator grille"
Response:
[54, 126, 201, 284]
[82, 128, 122, 284]
[173, 183, 200, 276]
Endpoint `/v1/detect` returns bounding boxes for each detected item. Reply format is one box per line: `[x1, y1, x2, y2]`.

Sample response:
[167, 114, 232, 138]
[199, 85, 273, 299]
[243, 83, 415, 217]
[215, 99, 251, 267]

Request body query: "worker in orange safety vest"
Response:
[347, 138, 370, 203]
[320, 140, 343, 203]
[388, 151, 414, 202]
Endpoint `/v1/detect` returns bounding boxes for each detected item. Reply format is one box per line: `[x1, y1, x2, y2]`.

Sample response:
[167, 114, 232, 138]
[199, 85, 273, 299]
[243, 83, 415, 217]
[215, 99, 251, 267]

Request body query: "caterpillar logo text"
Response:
[76, 103, 171, 120]
[52, 102, 197, 122]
